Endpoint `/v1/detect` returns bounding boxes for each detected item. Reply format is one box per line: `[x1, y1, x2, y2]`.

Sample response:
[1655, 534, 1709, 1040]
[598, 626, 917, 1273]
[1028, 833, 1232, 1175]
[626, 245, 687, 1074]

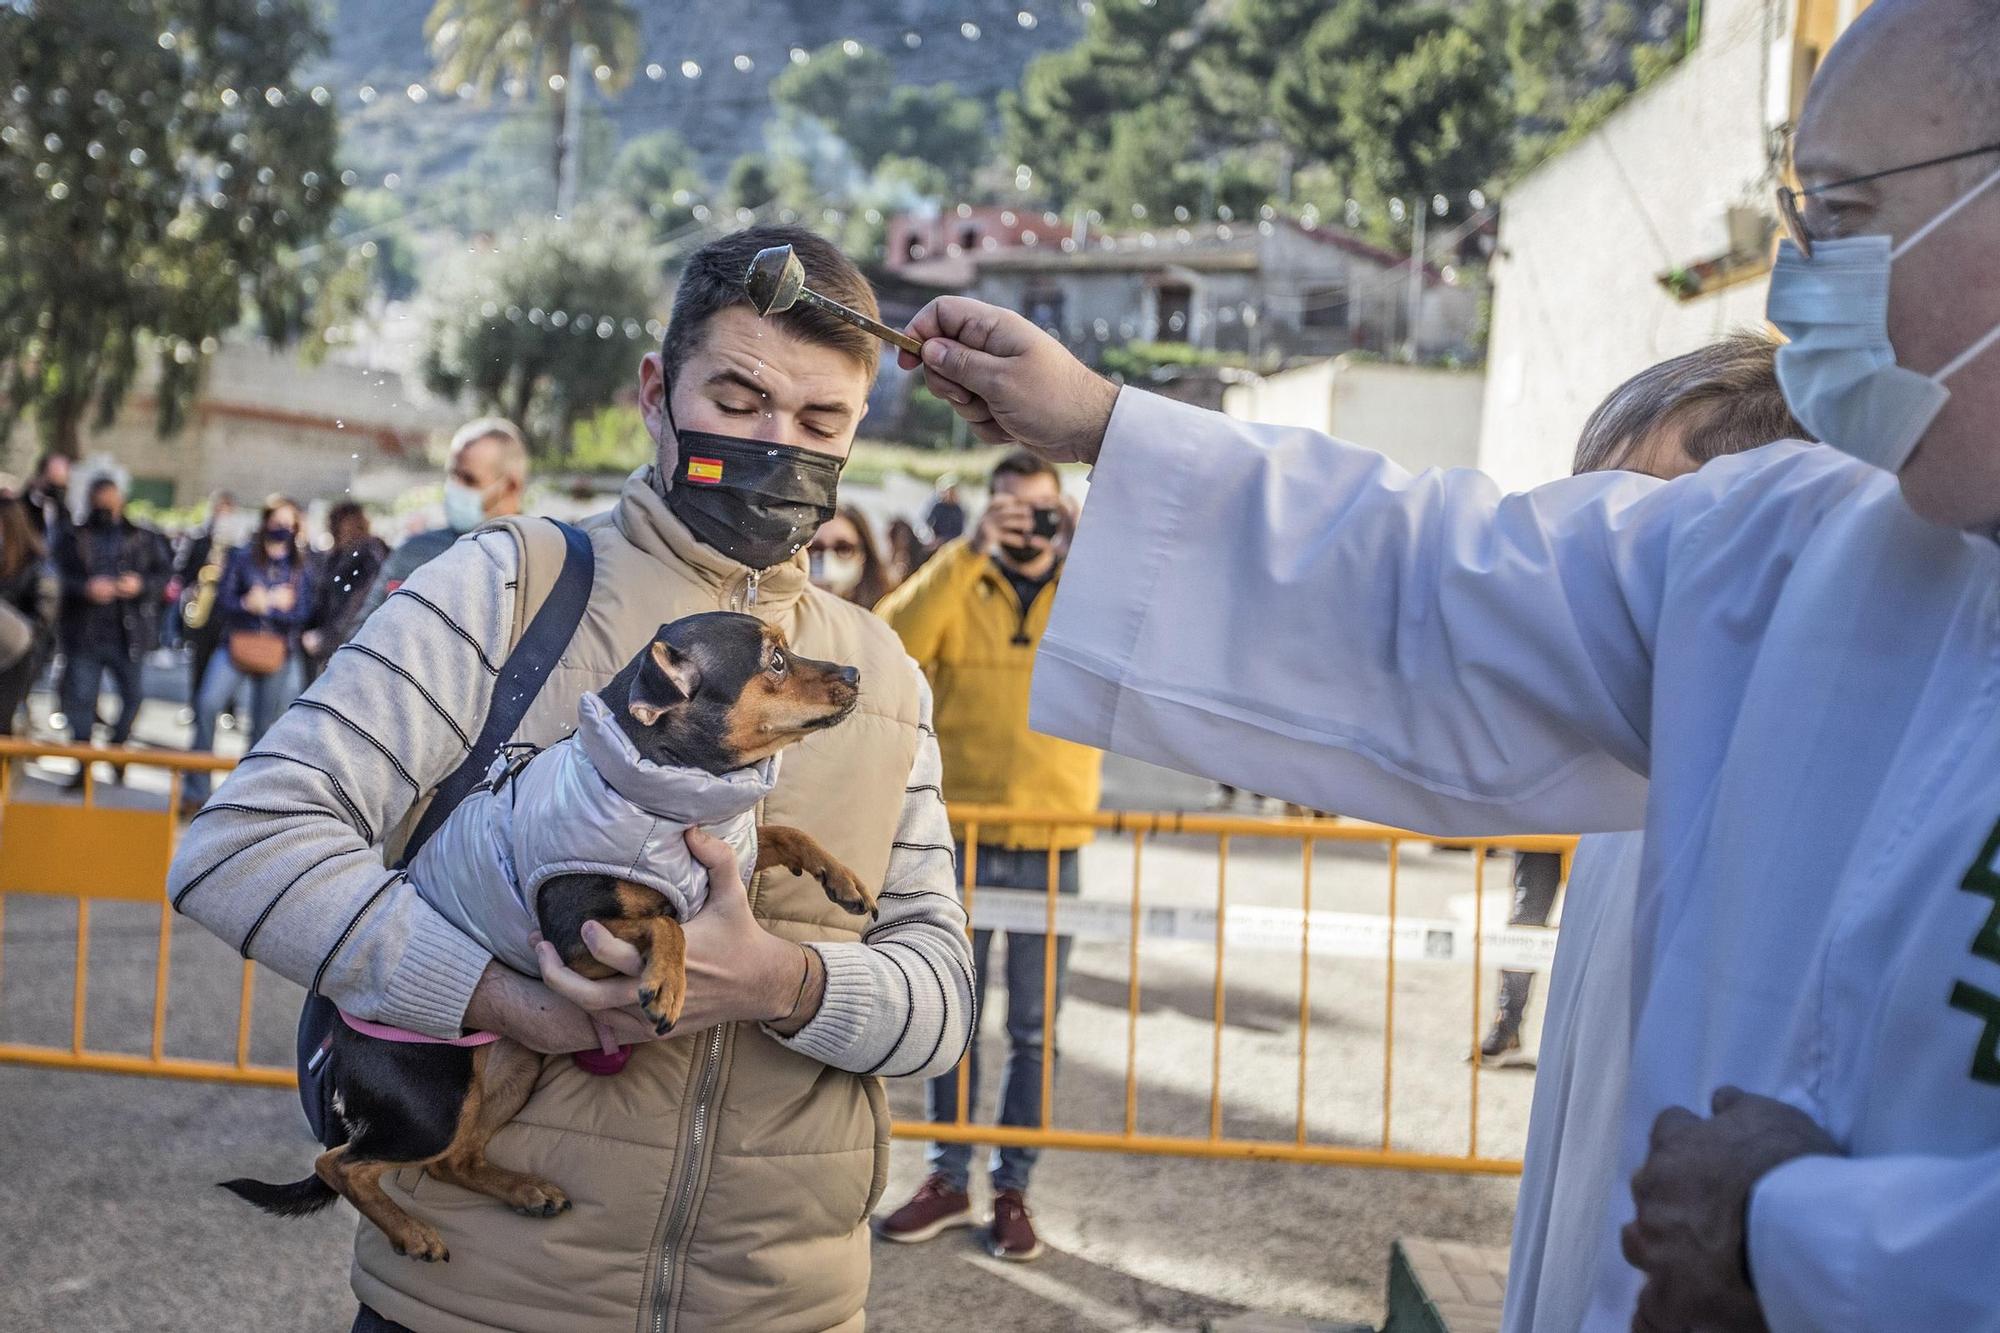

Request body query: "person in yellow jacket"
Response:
[873, 449, 1102, 1263]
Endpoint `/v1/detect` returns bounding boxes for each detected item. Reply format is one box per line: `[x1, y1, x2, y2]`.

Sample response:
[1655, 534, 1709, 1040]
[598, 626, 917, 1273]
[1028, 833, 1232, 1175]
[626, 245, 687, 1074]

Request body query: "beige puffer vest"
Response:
[351, 471, 923, 1333]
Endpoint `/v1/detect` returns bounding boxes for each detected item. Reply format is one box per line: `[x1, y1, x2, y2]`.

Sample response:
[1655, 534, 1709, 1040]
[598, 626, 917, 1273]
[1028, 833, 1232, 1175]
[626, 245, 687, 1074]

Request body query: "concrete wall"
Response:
[1225, 356, 1487, 477]
[1476, 0, 1791, 492]
[2, 341, 460, 511]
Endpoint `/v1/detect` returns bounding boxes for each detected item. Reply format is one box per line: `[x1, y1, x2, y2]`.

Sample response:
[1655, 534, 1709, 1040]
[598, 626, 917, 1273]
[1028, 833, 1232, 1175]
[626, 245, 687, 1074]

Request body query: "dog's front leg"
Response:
[600, 910, 688, 1033]
[754, 825, 877, 917]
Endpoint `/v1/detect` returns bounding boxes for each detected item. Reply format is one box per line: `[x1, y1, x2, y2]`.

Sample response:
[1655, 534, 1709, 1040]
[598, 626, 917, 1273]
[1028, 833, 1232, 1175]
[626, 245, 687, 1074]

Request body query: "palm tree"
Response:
[426, 0, 641, 207]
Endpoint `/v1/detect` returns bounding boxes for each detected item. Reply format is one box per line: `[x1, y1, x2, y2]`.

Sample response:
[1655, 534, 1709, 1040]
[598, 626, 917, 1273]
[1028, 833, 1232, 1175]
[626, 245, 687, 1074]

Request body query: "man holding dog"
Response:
[169, 227, 973, 1333]
[902, 2, 2000, 1326]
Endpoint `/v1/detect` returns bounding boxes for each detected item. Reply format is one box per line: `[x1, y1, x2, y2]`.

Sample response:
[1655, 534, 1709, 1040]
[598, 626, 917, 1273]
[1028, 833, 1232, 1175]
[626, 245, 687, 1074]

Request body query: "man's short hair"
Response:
[86, 473, 120, 499]
[661, 225, 880, 386]
[1572, 333, 1806, 476]
[449, 417, 530, 483]
[990, 449, 1061, 489]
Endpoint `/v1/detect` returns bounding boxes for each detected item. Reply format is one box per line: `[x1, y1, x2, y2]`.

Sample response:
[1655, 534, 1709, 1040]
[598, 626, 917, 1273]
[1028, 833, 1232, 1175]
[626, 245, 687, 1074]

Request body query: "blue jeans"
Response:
[925, 843, 1080, 1195]
[185, 650, 302, 801]
[60, 644, 143, 746]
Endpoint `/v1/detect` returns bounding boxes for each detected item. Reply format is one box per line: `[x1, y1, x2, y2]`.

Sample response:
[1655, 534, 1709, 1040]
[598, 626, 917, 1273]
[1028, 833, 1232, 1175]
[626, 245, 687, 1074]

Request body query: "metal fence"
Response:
[0, 740, 1574, 1176]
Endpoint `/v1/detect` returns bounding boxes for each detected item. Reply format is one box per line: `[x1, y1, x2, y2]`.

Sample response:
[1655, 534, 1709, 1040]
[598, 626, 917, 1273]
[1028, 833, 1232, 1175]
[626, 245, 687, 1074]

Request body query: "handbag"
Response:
[226, 628, 287, 677]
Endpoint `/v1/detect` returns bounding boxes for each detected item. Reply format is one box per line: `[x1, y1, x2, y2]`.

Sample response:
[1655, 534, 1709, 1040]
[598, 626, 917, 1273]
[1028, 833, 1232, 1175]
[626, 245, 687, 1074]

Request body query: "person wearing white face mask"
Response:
[355, 417, 529, 628]
[888, 2, 2000, 1325]
[807, 503, 895, 607]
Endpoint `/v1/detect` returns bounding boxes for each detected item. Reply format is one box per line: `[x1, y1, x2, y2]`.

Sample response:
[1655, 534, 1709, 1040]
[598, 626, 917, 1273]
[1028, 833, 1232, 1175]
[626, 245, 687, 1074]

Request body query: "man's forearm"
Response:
[768, 691, 974, 1078]
[167, 531, 521, 1035]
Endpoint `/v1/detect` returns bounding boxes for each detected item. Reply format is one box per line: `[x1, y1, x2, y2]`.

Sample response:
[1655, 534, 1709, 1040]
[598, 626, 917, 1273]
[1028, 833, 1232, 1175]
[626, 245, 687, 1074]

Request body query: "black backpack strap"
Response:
[395, 519, 595, 868]
[298, 518, 593, 1148]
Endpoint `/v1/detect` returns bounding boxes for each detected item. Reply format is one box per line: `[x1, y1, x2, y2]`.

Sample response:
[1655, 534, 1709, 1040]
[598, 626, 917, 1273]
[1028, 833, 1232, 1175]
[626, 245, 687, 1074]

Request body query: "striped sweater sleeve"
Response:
[165, 531, 520, 1037]
[772, 672, 975, 1079]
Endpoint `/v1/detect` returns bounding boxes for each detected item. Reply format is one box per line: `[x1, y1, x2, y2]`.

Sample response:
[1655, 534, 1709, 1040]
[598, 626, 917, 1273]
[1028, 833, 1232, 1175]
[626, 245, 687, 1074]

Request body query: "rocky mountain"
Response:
[311, 0, 1082, 181]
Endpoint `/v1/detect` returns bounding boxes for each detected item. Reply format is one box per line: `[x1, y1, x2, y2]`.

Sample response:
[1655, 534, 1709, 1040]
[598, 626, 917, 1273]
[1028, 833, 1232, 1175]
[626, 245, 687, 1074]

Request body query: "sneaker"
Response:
[986, 1189, 1045, 1262]
[875, 1174, 973, 1243]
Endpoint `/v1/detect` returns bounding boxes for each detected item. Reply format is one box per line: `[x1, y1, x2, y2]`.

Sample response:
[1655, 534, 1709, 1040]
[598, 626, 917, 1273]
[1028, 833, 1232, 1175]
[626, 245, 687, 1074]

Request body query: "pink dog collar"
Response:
[338, 1008, 500, 1047]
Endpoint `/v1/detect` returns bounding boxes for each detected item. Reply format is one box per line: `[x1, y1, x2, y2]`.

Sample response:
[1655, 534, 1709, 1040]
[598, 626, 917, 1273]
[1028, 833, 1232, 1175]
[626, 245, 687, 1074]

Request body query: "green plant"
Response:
[565, 403, 653, 473]
[424, 0, 639, 201]
[420, 208, 660, 456]
[1099, 341, 1252, 381]
[0, 0, 343, 453]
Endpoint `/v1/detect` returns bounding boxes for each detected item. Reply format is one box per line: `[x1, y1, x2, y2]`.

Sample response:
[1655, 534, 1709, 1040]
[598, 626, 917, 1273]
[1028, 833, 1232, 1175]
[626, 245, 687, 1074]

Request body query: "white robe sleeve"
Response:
[1032, 388, 1714, 835]
[1749, 1148, 2000, 1332]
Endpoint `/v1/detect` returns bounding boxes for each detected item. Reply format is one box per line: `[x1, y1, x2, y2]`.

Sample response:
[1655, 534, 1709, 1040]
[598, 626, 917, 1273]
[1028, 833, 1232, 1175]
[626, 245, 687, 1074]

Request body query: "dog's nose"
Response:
[837, 666, 859, 688]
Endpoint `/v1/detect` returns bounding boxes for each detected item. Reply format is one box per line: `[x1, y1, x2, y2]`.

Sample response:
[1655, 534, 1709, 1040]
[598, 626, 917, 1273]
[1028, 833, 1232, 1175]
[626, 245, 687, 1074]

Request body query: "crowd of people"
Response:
[0, 419, 1024, 811]
[11, 4, 1990, 1328]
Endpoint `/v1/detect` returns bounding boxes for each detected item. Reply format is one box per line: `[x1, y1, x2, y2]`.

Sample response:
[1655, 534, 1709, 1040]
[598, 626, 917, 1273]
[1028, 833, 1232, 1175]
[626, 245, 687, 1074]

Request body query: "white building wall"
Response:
[1226, 356, 1486, 477]
[1477, 0, 1790, 492]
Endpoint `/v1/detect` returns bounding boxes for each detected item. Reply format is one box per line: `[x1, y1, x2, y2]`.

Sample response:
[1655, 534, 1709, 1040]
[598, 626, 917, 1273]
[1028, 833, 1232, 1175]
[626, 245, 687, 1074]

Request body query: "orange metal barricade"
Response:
[0, 740, 1574, 1175]
[0, 739, 290, 1087]
[926, 806, 1576, 1177]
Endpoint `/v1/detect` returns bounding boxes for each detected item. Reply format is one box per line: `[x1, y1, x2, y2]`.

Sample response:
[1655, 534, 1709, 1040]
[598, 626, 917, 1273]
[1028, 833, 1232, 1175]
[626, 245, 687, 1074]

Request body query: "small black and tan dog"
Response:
[221, 612, 871, 1262]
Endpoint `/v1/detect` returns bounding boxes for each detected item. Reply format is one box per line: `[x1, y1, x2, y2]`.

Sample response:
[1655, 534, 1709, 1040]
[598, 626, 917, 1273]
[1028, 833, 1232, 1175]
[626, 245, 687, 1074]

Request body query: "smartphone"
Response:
[1030, 506, 1063, 539]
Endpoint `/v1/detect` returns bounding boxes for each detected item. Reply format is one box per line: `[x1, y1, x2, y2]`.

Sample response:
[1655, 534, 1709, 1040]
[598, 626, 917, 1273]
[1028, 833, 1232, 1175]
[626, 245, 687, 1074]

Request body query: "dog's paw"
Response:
[392, 1221, 450, 1263]
[506, 1180, 572, 1219]
[637, 984, 684, 1036]
[816, 863, 877, 917]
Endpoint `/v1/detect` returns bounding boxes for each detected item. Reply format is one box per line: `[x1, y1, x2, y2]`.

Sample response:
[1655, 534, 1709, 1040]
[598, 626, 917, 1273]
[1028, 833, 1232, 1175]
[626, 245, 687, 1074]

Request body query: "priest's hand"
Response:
[900, 296, 1120, 466]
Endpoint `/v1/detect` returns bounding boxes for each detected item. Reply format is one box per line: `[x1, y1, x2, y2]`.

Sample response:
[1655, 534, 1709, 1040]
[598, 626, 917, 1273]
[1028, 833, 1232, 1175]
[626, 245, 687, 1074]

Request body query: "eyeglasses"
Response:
[1776, 141, 2000, 258]
[810, 539, 860, 558]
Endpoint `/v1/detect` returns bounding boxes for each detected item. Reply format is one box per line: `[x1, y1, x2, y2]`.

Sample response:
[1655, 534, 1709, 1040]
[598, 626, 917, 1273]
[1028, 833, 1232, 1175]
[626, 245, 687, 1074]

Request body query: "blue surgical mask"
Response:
[1768, 164, 2000, 473]
[442, 480, 490, 533]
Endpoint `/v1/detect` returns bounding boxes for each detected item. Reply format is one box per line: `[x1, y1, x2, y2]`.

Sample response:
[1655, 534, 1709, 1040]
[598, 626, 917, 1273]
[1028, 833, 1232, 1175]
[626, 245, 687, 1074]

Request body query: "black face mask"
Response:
[664, 430, 841, 570]
[87, 505, 115, 527]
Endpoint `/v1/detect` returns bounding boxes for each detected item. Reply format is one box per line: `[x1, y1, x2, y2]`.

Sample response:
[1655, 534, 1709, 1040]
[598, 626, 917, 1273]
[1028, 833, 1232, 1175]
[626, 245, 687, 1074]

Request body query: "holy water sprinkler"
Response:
[744, 244, 924, 356]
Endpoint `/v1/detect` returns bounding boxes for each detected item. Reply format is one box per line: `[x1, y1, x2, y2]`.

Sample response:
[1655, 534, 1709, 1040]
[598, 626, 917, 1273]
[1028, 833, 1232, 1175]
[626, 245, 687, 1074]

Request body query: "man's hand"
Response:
[533, 829, 810, 1033]
[1622, 1087, 1840, 1333]
[85, 575, 117, 605]
[900, 296, 1120, 466]
[460, 960, 662, 1056]
[114, 571, 142, 600]
[972, 493, 1035, 559]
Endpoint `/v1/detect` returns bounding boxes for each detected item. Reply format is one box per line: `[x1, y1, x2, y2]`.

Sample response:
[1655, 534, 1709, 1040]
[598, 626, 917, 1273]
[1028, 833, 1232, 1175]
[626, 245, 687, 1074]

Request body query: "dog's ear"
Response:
[629, 641, 701, 726]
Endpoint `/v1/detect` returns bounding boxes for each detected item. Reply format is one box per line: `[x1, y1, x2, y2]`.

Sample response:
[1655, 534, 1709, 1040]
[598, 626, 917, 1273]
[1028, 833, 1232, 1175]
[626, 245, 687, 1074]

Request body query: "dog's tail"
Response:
[219, 1173, 340, 1218]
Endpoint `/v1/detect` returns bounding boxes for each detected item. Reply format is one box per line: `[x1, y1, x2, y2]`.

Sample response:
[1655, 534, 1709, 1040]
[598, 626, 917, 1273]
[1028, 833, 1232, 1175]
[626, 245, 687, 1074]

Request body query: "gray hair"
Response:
[448, 416, 529, 483]
[1572, 333, 1806, 476]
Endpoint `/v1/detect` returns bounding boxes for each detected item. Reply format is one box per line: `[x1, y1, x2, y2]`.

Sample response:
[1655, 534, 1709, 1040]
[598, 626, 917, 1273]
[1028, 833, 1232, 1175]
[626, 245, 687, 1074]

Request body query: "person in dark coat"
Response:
[182, 495, 315, 809]
[0, 494, 59, 736]
[52, 475, 170, 781]
[301, 501, 388, 682]
[22, 452, 72, 550]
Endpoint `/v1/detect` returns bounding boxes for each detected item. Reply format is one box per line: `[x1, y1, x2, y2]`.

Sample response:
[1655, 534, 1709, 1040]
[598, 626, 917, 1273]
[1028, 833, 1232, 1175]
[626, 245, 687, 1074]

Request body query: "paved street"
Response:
[1, 654, 1536, 1331]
